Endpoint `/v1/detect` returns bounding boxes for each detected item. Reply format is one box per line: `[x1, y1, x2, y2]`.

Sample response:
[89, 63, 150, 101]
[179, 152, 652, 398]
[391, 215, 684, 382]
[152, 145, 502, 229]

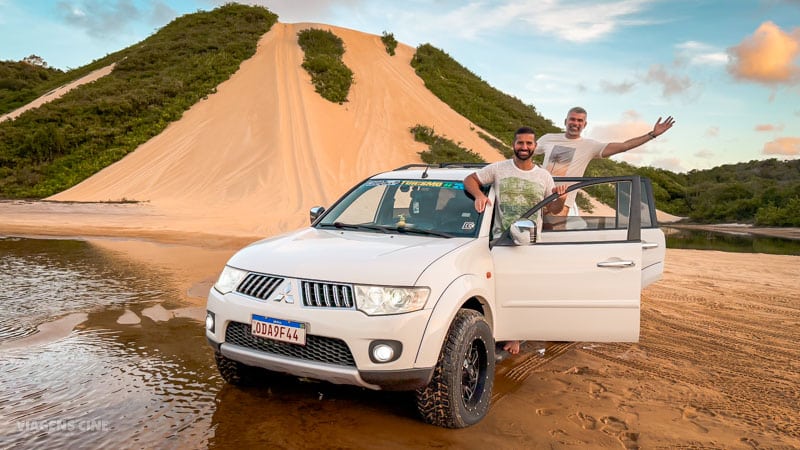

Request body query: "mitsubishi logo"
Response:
[272, 282, 295, 304]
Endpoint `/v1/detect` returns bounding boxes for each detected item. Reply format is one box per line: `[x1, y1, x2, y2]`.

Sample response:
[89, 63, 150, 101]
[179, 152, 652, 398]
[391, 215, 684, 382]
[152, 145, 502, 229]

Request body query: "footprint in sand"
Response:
[569, 411, 597, 430]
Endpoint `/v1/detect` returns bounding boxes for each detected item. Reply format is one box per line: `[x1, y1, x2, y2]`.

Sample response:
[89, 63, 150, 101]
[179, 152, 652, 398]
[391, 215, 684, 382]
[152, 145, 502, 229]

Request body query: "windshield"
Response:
[316, 179, 482, 238]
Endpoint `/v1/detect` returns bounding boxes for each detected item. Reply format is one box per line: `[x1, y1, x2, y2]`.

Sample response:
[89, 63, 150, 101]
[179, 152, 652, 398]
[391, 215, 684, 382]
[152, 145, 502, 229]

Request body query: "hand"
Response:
[552, 184, 568, 197]
[474, 195, 492, 213]
[652, 116, 675, 137]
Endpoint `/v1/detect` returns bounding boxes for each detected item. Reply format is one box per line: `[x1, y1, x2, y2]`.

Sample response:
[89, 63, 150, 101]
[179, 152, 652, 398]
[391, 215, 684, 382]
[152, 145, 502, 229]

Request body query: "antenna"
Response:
[421, 165, 430, 179]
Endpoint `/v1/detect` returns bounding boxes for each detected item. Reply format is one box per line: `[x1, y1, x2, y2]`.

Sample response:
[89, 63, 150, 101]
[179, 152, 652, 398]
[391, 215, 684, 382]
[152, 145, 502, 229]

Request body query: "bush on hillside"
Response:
[297, 29, 353, 104]
[381, 31, 398, 56]
[411, 125, 485, 164]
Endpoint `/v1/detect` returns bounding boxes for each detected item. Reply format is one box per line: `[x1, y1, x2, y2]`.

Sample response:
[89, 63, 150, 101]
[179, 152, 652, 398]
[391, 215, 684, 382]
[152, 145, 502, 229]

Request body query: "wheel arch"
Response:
[414, 274, 494, 367]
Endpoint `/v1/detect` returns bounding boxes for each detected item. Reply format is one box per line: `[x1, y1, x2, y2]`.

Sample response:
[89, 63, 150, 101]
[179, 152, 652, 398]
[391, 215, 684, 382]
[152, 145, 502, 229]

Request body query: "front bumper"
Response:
[206, 286, 436, 391]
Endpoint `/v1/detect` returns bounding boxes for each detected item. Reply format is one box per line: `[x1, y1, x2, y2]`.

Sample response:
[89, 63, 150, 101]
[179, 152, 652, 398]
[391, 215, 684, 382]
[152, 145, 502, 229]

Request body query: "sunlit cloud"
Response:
[587, 110, 653, 143]
[755, 123, 784, 132]
[763, 137, 800, 155]
[728, 21, 800, 85]
[705, 126, 720, 137]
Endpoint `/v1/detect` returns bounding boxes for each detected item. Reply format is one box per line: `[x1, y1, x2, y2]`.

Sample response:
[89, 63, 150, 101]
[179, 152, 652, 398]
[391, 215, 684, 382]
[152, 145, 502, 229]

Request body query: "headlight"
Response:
[355, 286, 429, 315]
[214, 266, 247, 294]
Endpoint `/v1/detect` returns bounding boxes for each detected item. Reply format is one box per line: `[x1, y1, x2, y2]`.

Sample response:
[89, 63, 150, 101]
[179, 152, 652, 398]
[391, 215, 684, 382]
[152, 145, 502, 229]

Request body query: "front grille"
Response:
[236, 273, 284, 300]
[301, 280, 355, 308]
[225, 321, 356, 366]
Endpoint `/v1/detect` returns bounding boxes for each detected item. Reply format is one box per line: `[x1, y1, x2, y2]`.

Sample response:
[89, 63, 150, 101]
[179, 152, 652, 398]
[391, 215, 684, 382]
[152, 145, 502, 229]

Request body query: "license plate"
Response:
[251, 314, 307, 346]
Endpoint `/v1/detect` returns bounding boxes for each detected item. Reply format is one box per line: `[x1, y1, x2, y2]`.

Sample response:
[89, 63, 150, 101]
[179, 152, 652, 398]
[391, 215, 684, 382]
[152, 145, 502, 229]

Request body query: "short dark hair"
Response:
[514, 126, 536, 139]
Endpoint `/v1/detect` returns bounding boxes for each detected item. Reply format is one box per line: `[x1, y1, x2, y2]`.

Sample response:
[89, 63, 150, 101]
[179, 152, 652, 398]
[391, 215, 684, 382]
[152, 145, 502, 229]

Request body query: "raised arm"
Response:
[602, 116, 675, 157]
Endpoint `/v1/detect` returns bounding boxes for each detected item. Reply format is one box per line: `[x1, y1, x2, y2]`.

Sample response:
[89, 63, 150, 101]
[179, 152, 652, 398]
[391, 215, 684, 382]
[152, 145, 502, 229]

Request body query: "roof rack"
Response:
[393, 162, 488, 170]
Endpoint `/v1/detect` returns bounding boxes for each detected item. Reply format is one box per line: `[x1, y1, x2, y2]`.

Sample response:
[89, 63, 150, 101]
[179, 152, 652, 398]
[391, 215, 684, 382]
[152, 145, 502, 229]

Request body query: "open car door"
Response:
[491, 176, 645, 342]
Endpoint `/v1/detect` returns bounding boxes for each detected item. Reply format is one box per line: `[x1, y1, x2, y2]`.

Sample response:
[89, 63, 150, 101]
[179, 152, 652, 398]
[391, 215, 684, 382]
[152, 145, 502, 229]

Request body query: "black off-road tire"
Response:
[214, 350, 261, 386]
[415, 309, 495, 428]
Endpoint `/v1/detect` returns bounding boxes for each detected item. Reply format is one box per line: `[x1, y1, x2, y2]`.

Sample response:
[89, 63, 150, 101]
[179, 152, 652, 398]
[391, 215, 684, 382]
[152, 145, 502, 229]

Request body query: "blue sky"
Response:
[1, 0, 799, 172]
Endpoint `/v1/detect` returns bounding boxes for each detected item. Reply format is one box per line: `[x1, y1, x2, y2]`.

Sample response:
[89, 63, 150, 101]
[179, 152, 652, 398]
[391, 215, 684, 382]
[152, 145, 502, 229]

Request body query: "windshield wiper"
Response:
[396, 227, 453, 238]
[319, 222, 391, 233]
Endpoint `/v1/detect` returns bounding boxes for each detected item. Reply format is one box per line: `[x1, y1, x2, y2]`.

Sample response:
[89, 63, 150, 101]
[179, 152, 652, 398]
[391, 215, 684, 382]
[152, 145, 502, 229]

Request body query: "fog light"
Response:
[369, 340, 402, 363]
[205, 312, 215, 332]
[373, 344, 394, 362]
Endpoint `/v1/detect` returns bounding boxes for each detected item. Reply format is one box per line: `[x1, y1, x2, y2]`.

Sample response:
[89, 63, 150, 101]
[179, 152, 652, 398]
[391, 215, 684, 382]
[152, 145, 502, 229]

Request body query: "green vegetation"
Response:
[411, 44, 560, 147]
[0, 4, 277, 198]
[581, 158, 800, 226]
[297, 28, 354, 104]
[683, 159, 800, 226]
[381, 31, 398, 56]
[476, 131, 512, 158]
[411, 125, 485, 164]
[0, 59, 65, 114]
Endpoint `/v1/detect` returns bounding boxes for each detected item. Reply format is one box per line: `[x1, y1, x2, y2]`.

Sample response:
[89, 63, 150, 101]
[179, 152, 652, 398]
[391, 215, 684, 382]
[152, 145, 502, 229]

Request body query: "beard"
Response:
[514, 149, 533, 161]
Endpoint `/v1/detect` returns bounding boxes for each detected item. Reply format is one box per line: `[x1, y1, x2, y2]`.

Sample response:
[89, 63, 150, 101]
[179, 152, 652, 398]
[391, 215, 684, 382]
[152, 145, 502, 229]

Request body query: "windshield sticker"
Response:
[364, 179, 401, 187]
[400, 180, 464, 190]
[461, 222, 476, 230]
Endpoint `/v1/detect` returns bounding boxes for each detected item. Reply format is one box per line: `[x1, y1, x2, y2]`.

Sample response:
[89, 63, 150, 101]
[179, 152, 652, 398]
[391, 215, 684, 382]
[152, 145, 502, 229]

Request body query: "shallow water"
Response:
[0, 237, 222, 448]
[663, 226, 800, 255]
[0, 236, 528, 449]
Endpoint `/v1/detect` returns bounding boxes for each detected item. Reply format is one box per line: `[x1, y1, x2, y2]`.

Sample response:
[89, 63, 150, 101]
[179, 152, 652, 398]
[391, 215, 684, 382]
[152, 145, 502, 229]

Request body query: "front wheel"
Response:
[415, 309, 495, 428]
[214, 350, 262, 386]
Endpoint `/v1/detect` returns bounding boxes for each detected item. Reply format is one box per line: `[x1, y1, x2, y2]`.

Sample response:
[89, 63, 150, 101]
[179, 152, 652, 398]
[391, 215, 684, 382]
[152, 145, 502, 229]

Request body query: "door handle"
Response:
[597, 260, 636, 268]
[642, 242, 659, 249]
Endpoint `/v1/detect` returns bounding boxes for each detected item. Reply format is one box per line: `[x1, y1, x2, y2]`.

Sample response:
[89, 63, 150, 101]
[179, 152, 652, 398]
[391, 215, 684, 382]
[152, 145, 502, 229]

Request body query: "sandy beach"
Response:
[2, 22, 799, 448]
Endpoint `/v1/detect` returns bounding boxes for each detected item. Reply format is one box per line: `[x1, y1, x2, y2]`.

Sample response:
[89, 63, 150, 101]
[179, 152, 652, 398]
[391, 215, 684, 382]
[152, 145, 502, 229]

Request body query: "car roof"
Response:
[372, 163, 487, 182]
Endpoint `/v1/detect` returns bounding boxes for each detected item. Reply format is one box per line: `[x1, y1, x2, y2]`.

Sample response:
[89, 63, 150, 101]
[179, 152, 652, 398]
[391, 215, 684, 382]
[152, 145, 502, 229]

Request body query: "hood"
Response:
[227, 227, 469, 286]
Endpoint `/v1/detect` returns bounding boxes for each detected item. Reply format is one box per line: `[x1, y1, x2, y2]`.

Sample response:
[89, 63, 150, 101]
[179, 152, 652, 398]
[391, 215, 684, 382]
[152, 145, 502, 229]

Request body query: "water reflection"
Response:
[0, 236, 222, 449]
[663, 227, 800, 256]
[0, 237, 168, 342]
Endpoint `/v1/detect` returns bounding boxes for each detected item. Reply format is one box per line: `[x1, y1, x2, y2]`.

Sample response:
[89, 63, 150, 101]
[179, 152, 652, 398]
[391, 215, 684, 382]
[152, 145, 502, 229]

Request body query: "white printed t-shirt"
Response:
[474, 159, 555, 235]
[535, 133, 607, 211]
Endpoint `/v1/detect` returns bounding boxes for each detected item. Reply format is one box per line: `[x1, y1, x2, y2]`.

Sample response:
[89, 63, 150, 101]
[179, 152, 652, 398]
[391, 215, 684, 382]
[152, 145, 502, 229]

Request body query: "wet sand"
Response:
[2, 216, 798, 448]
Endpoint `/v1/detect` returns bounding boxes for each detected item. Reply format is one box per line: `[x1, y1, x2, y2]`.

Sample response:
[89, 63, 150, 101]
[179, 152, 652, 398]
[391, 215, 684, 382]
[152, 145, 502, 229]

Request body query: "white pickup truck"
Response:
[205, 163, 665, 428]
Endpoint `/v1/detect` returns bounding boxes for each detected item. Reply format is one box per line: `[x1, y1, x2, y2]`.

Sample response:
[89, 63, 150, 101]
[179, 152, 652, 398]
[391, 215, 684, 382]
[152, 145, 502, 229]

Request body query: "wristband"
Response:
[648, 132, 657, 139]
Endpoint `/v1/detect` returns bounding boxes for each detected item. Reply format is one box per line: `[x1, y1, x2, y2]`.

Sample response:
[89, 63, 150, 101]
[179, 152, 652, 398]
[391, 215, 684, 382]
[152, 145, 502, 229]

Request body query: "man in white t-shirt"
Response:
[464, 126, 567, 355]
[536, 106, 675, 215]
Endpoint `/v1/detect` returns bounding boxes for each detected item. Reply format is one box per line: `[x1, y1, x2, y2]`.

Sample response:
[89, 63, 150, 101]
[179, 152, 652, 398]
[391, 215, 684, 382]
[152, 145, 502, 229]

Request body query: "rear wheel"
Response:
[415, 309, 495, 428]
[214, 350, 262, 386]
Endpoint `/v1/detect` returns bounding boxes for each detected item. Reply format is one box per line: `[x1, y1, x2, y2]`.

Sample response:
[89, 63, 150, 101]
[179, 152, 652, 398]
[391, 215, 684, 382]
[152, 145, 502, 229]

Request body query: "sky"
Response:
[1, 0, 799, 173]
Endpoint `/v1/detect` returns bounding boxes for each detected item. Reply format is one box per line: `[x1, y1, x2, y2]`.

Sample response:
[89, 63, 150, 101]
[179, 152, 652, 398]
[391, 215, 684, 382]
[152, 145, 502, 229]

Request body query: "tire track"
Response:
[491, 342, 576, 404]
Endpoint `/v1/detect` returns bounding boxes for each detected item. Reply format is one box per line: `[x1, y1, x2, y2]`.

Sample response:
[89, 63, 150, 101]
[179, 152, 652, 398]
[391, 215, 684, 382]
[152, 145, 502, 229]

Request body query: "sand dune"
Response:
[47, 23, 503, 237]
[0, 64, 115, 123]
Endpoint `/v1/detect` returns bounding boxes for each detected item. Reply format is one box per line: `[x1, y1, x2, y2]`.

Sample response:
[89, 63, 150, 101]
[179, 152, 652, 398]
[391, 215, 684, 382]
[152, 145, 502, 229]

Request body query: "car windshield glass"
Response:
[316, 179, 482, 238]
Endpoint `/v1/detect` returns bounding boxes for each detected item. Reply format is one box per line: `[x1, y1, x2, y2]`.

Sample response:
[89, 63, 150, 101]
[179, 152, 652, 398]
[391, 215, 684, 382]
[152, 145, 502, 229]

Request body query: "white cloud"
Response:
[676, 40, 728, 66]
[320, 0, 661, 43]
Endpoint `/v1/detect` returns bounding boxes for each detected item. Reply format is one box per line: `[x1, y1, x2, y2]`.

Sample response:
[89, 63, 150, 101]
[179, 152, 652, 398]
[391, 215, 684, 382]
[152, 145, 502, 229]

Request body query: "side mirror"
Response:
[510, 219, 537, 245]
[310, 206, 325, 224]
